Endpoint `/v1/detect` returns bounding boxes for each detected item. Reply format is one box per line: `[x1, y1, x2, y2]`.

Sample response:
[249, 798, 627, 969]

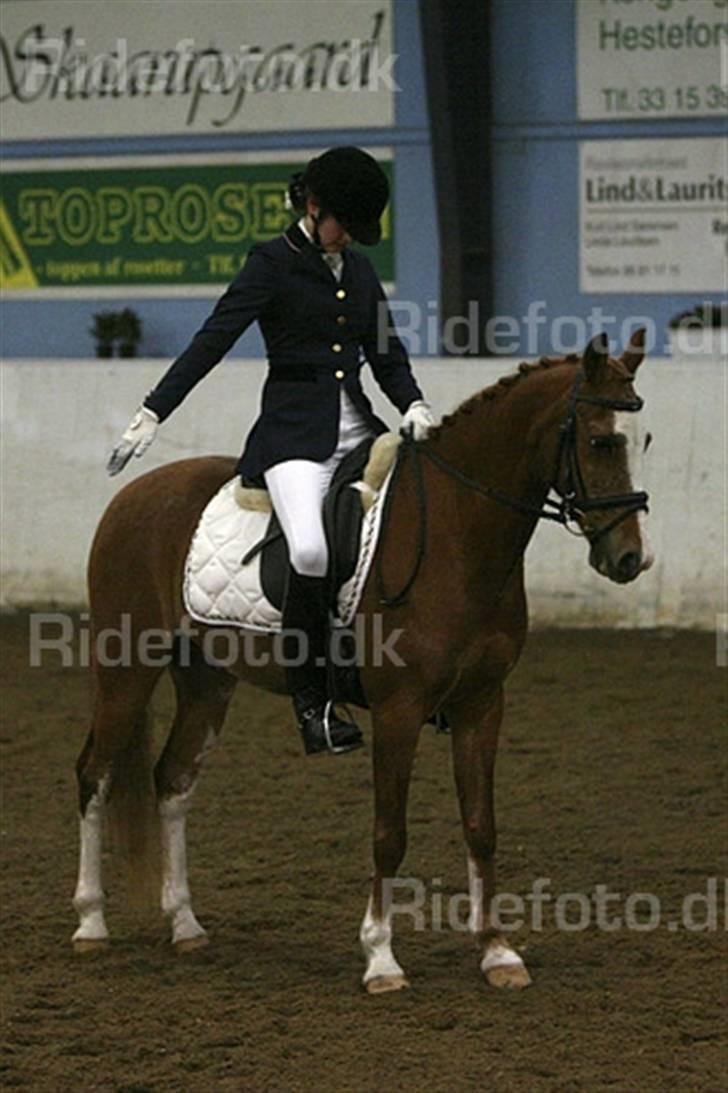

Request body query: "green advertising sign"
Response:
[0, 155, 394, 295]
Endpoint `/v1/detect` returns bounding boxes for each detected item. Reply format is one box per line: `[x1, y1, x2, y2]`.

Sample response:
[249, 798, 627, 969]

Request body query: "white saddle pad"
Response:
[183, 472, 392, 632]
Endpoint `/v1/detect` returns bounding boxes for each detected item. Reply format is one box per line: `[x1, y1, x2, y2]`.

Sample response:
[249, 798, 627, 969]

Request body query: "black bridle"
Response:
[550, 372, 649, 545]
[376, 371, 649, 607]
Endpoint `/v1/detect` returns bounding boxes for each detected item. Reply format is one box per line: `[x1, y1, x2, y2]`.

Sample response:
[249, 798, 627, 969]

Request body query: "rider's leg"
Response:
[264, 459, 362, 755]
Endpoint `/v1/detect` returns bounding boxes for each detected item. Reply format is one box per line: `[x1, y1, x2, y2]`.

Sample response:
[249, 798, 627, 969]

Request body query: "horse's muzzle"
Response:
[590, 541, 654, 584]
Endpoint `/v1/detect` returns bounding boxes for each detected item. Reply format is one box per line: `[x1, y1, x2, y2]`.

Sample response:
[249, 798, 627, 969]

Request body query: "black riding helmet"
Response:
[289, 146, 389, 246]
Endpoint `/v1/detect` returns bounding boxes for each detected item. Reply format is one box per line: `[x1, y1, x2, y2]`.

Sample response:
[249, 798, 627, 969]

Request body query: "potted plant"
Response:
[89, 311, 119, 358]
[668, 302, 728, 356]
[116, 308, 142, 358]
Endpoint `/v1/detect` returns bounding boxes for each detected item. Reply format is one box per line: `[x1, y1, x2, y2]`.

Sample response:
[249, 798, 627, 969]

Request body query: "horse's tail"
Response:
[105, 710, 161, 912]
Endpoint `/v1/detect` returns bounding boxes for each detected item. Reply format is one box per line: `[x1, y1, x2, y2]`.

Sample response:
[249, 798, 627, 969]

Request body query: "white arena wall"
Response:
[0, 355, 723, 628]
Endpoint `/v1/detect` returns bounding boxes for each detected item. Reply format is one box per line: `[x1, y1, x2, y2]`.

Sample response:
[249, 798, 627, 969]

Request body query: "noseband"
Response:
[377, 371, 650, 607]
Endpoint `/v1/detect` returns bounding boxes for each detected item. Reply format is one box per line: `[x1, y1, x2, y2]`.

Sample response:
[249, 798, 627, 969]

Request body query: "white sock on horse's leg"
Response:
[466, 853, 531, 987]
[360, 891, 408, 992]
[72, 776, 110, 948]
[159, 787, 207, 948]
[467, 852, 485, 934]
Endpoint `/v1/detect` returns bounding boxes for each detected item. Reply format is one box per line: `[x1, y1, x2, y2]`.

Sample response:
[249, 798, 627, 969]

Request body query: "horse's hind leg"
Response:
[73, 664, 162, 951]
[154, 640, 236, 951]
[73, 729, 111, 951]
[449, 686, 531, 989]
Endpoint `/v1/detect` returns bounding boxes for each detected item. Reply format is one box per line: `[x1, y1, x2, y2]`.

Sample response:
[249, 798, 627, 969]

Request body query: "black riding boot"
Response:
[282, 569, 363, 756]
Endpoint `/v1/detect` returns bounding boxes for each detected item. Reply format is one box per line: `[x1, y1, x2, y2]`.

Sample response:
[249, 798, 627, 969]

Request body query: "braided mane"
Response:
[429, 354, 581, 443]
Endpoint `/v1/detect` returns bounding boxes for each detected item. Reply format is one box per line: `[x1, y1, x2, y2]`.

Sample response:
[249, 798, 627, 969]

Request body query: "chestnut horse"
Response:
[73, 332, 652, 993]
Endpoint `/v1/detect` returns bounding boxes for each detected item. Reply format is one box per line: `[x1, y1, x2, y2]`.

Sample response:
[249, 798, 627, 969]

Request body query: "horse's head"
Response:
[551, 329, 654, 584]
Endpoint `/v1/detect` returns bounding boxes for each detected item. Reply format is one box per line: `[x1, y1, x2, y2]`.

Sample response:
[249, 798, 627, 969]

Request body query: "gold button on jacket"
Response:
[332, 343, 342, 352]
[336, 288, 346, 299]
[335, 369, 345, 380]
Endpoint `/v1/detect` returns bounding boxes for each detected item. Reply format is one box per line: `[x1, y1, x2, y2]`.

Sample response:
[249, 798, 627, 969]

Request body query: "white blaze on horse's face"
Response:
[585, 403, 653, 583]
[615, 409, 655, 573]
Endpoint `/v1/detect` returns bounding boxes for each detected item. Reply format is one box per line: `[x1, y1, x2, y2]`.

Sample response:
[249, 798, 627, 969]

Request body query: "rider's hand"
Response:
[107, 405, 159, 476]
[400, 400, 435, 441]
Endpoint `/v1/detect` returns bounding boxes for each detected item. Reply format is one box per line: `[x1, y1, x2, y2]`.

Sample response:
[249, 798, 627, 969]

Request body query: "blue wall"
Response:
[2, 0, 724, 360]
[0, 0, 438, 359]
[490, 0, 726, 355]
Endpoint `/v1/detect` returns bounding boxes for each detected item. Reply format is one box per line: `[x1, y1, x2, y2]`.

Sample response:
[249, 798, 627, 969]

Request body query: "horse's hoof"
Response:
[72, 937, 110, 954]
[174, 933, 209, 954]
[486, 964, 532, 989]
[365, 974, 410, 995]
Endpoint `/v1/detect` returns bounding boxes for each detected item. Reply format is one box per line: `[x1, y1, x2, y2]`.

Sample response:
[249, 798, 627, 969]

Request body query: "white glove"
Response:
[107, 405, 159, 476]
[400, 400, 435, 441]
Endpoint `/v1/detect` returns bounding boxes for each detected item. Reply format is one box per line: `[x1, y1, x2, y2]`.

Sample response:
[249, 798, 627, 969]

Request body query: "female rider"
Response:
[108, 146, 434, 756]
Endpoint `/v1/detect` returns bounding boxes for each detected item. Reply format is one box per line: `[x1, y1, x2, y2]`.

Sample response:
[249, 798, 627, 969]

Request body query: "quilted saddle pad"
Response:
[183, 471, 393, 632]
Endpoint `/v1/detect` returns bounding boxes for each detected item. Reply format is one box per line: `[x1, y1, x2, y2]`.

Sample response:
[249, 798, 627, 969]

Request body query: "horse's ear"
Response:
[621, 327, 646, 375]
[582, 333, 610, 385]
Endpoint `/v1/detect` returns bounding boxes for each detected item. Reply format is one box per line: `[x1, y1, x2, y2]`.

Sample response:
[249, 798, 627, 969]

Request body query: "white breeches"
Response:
[264, 389, 373, 577]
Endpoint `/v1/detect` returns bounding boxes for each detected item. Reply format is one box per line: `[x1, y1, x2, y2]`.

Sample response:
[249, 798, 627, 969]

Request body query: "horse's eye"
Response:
[590, 434, 626, 451]
[644, 432, 653, 452]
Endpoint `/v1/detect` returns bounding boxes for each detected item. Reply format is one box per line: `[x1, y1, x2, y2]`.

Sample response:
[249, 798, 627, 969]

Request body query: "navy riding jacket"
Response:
[143, 223, 423, 480]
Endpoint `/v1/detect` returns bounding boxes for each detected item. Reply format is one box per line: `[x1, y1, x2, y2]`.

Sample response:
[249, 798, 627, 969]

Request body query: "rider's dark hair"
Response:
[287, 172, 308, 215]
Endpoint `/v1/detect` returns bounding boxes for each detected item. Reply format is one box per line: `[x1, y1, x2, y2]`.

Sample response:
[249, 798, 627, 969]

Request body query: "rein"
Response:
[376, 372, 649, 608]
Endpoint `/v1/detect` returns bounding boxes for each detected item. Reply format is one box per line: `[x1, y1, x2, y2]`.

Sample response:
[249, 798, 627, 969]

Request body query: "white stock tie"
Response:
[322, 252, 343, 283]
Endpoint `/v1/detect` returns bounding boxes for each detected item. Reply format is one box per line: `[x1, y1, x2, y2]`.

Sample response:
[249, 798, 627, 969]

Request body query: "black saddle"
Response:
[240, 437, 373, 611]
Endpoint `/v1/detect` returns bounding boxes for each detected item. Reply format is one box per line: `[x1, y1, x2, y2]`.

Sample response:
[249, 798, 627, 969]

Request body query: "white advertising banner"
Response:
[0, 0, 394, 139]
[577, 0, 728, 120]
[580, 138, 728, 293]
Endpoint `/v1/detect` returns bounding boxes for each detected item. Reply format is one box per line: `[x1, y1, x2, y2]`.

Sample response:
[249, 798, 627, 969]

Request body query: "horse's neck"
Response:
[433, 367, 568, 493]
[426, 366, 572, 583]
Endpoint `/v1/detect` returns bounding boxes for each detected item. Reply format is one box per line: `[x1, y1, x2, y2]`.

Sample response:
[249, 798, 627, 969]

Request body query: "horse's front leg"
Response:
[360, 703, 422, 994]
[449, 685, 531, 989]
